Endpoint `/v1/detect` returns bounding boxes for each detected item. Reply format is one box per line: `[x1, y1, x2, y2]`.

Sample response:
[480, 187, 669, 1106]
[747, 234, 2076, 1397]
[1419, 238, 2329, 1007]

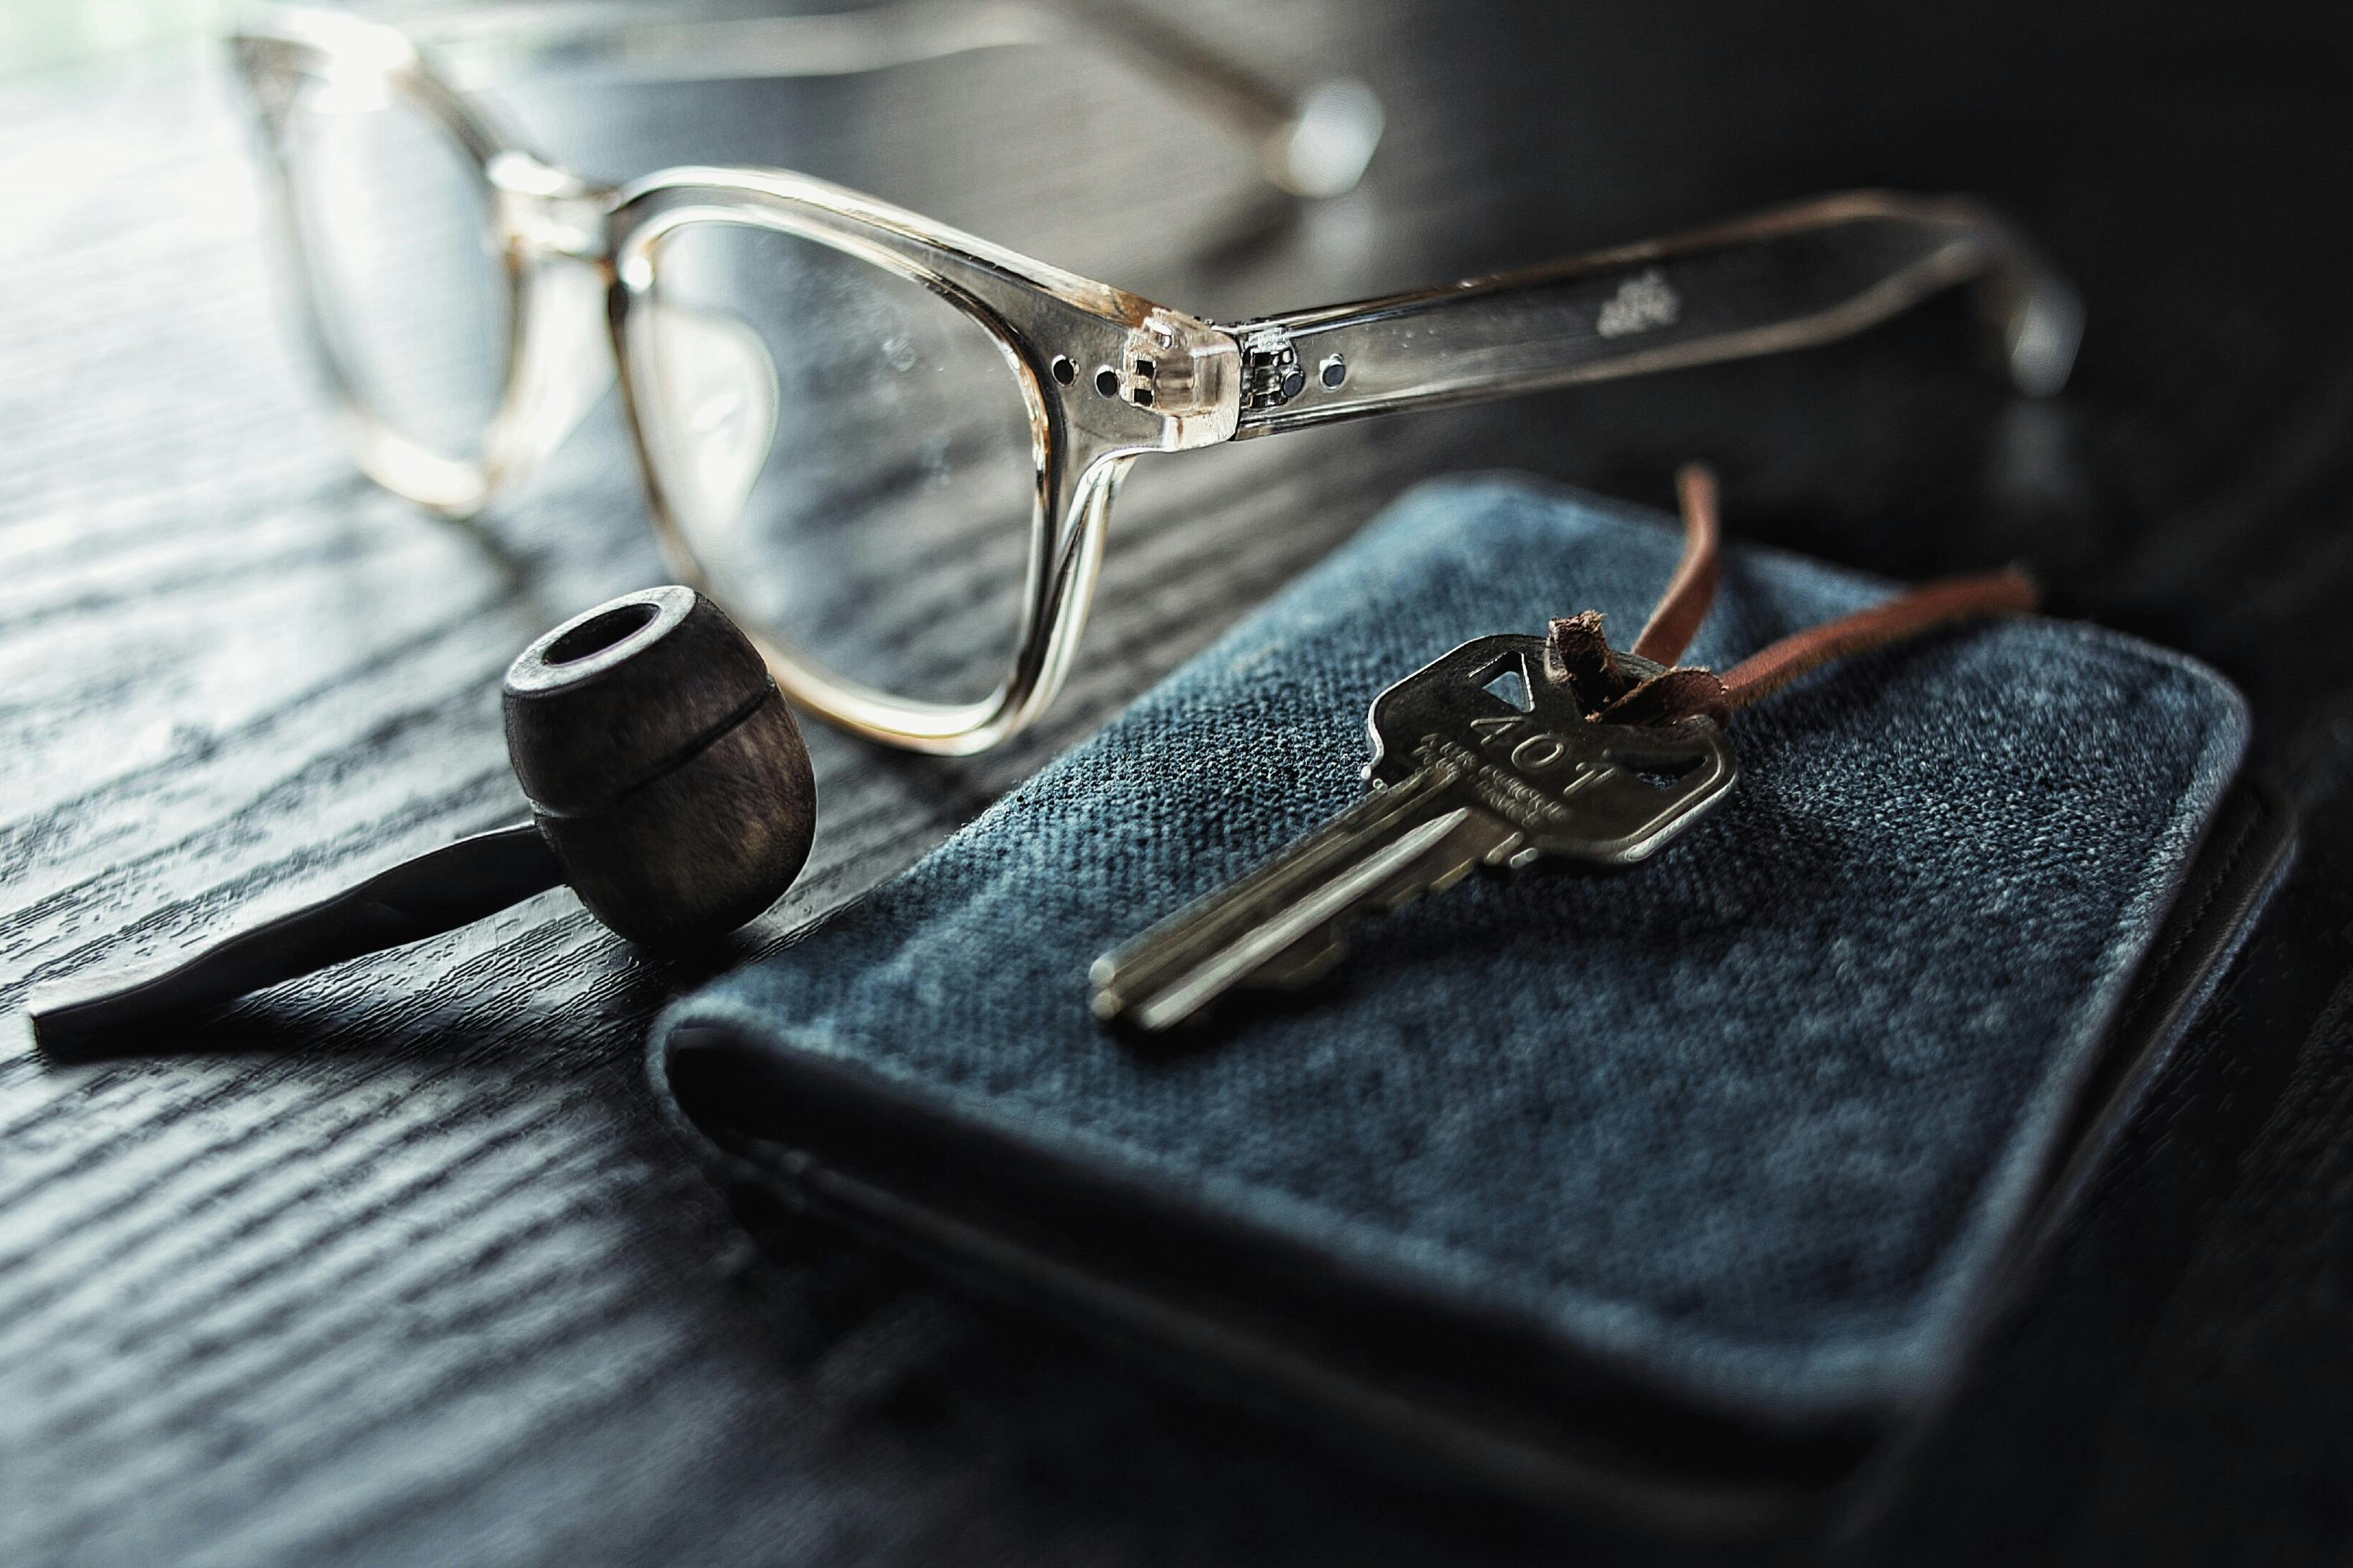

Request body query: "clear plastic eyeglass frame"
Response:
[233, 2, 2082, 756]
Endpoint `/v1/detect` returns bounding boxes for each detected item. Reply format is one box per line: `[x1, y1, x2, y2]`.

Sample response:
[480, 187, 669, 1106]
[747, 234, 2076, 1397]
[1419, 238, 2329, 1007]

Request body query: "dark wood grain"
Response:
[4, 3, 2351, 1564]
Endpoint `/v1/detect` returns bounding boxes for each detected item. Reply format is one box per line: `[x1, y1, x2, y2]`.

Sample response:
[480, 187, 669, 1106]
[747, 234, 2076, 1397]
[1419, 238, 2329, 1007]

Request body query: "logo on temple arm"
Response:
[1596, 267, 1682, 338]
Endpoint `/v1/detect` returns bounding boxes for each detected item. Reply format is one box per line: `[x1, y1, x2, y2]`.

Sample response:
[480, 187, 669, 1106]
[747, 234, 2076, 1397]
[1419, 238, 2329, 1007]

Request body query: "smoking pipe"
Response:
[29, 586, 816, 1056]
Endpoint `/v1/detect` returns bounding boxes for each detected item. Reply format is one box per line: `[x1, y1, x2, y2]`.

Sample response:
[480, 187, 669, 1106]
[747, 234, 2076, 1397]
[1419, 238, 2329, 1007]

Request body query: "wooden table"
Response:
[4, 3, 2348, 1562]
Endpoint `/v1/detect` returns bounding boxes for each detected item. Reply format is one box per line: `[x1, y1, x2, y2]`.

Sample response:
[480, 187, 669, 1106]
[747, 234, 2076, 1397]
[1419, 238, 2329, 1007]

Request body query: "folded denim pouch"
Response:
[653, 476, 2290, 1536]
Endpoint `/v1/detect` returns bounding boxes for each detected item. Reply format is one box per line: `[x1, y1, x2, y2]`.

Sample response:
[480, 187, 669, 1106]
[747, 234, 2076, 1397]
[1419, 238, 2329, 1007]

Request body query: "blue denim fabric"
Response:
[656, 475, 2250, 1422]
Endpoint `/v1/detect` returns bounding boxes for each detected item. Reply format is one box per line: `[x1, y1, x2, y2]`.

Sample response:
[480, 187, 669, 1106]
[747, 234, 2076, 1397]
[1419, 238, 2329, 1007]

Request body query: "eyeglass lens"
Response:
[281, 79, 511, 464]
[628, 220, 1038, 709]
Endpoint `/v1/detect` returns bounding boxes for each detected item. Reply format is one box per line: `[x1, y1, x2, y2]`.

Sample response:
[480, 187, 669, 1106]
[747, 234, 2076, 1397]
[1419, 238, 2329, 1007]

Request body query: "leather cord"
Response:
[1629, 464, 1725, 666]
[1545, 465, 2040, 726]
[1716, 563, 2038, 709]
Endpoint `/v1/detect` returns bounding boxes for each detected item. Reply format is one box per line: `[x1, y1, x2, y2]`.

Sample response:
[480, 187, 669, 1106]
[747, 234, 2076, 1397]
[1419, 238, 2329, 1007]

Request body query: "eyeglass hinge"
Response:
[1239, 326, 1308, 411]
[1110, 312, 1240, 447]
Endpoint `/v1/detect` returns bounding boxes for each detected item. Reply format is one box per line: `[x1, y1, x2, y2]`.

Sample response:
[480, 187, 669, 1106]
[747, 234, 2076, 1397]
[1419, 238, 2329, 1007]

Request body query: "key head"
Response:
[1364, 634, 1736, 865]
[504, 586, 816, 949]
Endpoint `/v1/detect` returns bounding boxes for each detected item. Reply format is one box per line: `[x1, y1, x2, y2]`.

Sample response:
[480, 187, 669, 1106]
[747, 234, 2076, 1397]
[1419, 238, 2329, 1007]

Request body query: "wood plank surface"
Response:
[3, 3, 2349, 1564]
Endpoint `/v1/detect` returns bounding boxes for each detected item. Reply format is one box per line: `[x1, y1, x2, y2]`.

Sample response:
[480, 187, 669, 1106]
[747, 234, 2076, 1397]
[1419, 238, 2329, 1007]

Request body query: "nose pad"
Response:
[638, 297, 781, 535]
[514, 258, 617, 458]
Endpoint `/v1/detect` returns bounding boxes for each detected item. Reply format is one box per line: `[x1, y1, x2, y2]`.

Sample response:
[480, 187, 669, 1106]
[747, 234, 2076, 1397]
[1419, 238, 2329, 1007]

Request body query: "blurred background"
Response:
[1, 2, 228, 76]
[1, 2, 2348, 1564]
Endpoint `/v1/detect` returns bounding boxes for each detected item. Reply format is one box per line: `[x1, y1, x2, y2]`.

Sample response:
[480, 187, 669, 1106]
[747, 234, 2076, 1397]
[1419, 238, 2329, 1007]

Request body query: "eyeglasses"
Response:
[233, 3, 2081, 756]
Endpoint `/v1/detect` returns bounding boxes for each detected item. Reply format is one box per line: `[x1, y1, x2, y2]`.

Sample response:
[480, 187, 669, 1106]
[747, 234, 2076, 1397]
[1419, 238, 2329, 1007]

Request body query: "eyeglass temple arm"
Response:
[407, 0, 1383, 198]
[1221, 191, 2084, 439]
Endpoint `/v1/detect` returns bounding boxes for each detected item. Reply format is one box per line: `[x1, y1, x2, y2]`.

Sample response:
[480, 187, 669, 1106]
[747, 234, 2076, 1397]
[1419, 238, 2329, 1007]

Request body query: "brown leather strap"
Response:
[1629, 463, 1723, 666]
[1545, 466, 2040, 726]
[1716, 565, 2037, 712]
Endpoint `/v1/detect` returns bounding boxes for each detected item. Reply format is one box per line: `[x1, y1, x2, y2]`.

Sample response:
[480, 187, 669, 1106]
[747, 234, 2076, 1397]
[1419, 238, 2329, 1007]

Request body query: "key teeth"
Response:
[1092, 632, 1745, 1036]
[1424, 861, 1475, 899]
[1252, 941, 1348, 991]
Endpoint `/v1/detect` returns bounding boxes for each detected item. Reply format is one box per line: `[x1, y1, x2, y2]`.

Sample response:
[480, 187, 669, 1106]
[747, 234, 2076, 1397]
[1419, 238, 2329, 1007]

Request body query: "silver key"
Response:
[1090, 634, 1738, 1031]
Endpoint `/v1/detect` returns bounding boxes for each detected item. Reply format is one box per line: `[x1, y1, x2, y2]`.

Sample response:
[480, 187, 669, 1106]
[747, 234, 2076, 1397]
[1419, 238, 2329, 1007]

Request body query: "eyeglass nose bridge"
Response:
[469, 153, 622, 509]
[490, 152, 612, 264]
